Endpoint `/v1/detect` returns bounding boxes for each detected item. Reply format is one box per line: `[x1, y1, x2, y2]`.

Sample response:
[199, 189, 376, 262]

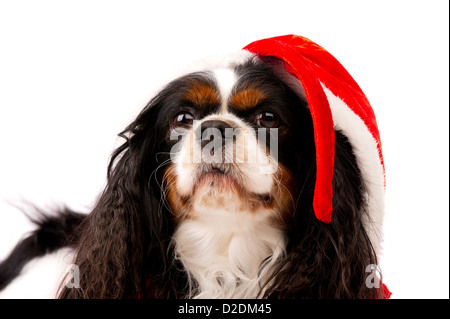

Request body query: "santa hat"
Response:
[243, 35, 386, 256]
[244, 35, 390, 298]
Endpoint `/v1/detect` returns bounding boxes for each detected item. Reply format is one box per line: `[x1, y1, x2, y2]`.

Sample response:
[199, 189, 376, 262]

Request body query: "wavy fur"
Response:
[2, 56, 387, 299]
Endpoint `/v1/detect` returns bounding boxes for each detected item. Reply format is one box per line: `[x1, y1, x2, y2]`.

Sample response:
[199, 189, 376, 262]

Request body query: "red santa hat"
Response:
[244, 35, 389, 298]
[244, 34, 384, 220]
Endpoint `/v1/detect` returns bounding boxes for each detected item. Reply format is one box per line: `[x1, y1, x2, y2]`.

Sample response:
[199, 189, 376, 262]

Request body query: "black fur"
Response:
[0, 57, 386, 298]
[0, 208, 85, 291]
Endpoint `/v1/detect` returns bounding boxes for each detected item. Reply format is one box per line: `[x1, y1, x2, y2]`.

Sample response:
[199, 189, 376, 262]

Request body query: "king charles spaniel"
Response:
[0, 48, 388, 299]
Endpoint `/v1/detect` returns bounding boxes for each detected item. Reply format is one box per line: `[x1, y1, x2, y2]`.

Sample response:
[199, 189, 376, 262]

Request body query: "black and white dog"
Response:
[0, 37, 389, 299]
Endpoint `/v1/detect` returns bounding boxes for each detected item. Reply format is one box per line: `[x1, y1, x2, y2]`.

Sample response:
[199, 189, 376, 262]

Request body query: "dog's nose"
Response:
[198, 120, 234, 149]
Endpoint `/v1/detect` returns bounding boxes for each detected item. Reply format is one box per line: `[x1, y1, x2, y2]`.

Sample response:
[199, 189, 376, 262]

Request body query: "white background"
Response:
[0, 0, 448, 299]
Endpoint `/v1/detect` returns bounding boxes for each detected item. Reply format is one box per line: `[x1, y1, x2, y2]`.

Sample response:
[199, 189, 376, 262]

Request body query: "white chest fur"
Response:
[172, 207, 286, 299]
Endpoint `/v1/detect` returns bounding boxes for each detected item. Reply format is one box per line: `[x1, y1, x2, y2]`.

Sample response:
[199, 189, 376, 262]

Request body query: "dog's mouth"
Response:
[192, 163, 273, 202]
[206, 165, 225, 174]
[169, 158, 278, 217]
[195, 163, 236, 184]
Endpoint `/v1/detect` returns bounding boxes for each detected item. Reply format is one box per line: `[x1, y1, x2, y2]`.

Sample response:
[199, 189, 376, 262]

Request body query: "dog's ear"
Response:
[329, 131, 387, 298]
[266, 130, 385, 298]
[58, 89, 177, 299]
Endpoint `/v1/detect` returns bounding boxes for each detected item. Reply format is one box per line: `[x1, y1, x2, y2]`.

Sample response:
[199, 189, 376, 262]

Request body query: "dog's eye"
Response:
[173, 112, 195, 128]
[256, 112, 279, 128]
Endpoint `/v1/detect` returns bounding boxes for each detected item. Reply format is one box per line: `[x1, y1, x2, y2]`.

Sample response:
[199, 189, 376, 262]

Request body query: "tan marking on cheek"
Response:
[230, 88, 267, 111]
[184, 83, 220, 107]
[164, 163, 192, 222]
[271, 163, 296, 223]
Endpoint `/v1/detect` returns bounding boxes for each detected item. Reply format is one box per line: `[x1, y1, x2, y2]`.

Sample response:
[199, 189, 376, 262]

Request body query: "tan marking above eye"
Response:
[229, 88, 267, 111]
[183, 83, 220, 107]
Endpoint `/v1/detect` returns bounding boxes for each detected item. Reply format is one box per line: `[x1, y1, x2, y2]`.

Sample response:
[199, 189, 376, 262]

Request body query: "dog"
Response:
[0, 35, 390, 299]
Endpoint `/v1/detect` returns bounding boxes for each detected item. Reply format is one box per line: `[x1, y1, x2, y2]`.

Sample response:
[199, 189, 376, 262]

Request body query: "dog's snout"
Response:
[201, 120, 233, 136]
[197, 120, 234, 149]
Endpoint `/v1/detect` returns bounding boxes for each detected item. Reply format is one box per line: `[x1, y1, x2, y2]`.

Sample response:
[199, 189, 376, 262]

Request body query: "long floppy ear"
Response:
[58, 89, 178, 299]
[266, 130, 385, 299]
